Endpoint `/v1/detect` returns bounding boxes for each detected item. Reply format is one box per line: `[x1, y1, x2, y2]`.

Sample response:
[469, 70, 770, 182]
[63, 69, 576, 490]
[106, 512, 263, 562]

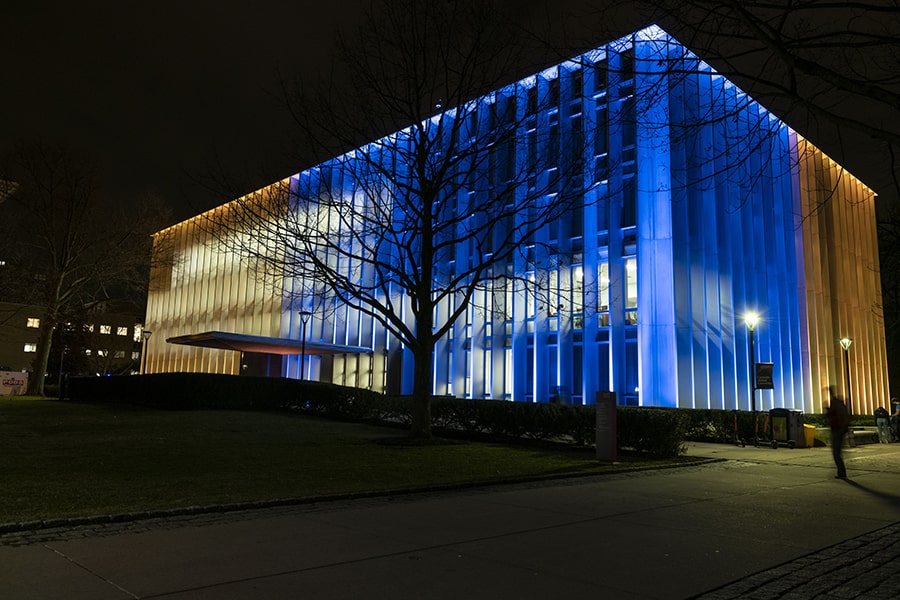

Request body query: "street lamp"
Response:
[140, 330, 153, 374]
[58, 344, 68, 400]
[840, 337, 852, 414]
[298, 311, 313, 381]
[745, 312, 760, 446]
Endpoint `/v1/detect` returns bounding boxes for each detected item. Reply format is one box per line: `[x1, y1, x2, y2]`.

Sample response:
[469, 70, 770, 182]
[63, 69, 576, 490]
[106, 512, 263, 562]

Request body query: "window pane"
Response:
[626, 257, 637, 309]
[594, 106, 607, 156]
[593, 60, 607, 93]
[621, 97, 636, 146]
[622, 177, 636, 228]
[598, 262, 610, 312]
[572, 266, 583, 315]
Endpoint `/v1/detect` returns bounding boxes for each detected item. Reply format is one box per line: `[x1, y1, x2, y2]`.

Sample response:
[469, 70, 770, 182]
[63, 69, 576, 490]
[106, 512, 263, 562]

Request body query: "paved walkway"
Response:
[2, 441, 900, 599]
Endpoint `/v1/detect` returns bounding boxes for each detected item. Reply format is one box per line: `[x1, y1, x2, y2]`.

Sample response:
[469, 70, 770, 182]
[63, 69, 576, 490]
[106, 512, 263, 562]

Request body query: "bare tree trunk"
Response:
[410, 345, 433, 438]
[27, 320, 54, 396]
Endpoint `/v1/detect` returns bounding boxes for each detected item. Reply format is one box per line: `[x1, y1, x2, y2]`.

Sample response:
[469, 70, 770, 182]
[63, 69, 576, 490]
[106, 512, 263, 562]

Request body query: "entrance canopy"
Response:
[166, 331, 372, 356]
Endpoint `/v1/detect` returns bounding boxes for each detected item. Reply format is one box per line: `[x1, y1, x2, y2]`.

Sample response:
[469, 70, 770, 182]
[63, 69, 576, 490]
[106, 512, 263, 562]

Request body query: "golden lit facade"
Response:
[144, 27, 888, 413]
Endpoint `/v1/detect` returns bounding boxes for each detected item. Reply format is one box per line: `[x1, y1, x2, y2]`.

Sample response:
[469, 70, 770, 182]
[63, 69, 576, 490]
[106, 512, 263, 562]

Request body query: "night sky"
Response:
[3, 1, 360, 221]
[4, 2, 896, 225]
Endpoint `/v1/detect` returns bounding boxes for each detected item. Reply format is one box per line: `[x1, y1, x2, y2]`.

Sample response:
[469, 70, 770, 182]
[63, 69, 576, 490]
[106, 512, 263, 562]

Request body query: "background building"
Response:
[145, 26, 888, 414]
[0, 301, 146, 382]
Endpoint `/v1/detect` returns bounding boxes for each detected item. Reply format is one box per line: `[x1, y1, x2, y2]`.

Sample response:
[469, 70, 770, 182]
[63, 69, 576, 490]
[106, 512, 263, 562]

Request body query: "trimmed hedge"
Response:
[618, 406, 690, 456]
[66, 374, 692, 456]
[66, 373, 381, 411]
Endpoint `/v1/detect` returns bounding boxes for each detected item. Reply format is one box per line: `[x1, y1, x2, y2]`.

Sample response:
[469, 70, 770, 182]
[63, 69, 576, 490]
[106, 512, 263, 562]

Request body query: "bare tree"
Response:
[0, 142, 171, 395]
[211, 0, 588, 437]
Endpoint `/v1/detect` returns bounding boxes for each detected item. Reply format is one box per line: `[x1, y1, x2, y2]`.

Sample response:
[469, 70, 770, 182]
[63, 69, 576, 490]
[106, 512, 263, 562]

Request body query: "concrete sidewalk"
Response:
[3, 441, 900, 599]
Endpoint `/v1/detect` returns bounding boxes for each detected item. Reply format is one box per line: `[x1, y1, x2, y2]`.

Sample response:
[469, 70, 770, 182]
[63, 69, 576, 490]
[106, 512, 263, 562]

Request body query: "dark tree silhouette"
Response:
[0, 142, 171, 395]
[210, 0, 589, 438]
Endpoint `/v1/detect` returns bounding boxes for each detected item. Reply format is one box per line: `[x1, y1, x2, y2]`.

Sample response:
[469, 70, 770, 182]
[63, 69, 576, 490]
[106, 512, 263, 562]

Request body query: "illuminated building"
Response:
[145, 26, 888, 414]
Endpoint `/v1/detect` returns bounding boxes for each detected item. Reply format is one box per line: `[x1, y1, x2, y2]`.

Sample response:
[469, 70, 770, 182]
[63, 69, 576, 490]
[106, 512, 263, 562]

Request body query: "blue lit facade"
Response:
[146, 26, 889, 415]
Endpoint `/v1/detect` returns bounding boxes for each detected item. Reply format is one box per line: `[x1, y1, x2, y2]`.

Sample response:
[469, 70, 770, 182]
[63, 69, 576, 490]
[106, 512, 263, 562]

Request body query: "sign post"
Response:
[755, 362, 774, 390]
[0, 371, 28, 396]
[595, 391, 617, 462]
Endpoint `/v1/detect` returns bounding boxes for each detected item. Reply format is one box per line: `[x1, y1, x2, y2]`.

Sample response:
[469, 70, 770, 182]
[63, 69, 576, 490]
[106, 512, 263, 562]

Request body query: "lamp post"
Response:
[58, 344, 67, 384]
[58, 344, 68, 400]
[840, 337, 852, 414]
[745, 312, 759, 446]
[299, 311, 313, 381]
[140, 330, 153, 374]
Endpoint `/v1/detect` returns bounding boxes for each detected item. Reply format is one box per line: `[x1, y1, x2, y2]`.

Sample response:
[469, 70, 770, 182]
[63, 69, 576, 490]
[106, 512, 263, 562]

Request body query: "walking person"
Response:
[826, 386, 850, 479]
[892, 399, 900, 443]
[874, 405, 890, 443]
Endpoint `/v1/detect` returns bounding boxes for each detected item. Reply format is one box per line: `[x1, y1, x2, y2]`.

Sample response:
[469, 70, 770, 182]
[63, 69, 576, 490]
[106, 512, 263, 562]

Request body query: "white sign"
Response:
[0, 371, 28, 395]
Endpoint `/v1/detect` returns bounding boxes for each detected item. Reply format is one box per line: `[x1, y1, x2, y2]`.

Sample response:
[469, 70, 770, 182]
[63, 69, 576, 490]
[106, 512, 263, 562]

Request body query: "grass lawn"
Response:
[0, 397, 674, 524]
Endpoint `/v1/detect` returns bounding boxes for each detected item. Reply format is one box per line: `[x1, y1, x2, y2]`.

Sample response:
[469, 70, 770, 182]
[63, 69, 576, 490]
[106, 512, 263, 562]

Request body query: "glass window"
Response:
[504, 348, 513, 399]
[572, 345, 583, 402]
[527, 130, 538, 178]
[598, 262, 610, 312]
[464, 350, 472, 398]
[549, 269, 560, 315]
[622, 177, 636, 228]
[100, 325, 111, 335]
[572, 265, 584, 316]
[594, 155, 609, 184]
[117, 326, 128, 336]
[526, 273, 536, 319]
[625, 338, 639, 404]
[594, 106, 608, 156]
[598, 341, 610, 391]
[26, 317, 40, 328]
[571, 68, 582, 98]
[548, 122, 559, 169]
[570, 115, 583, 172]
[97, 349, 108, 357]
[626, 257, 638, 309]
[114, 350, 126, 359]
[133, 325, 143, 343]
[548, 345, 559, 395]
[526, 345, 534, 398]
[24, 343, 37, 353]
[503, 95, 516, 124]
[483, 349, 492, 398]
[622, 97, 636, 147]
[548, 78, 559, 108]
[620, 47, 635, 77]
[131, 351, 140, 360]
[593, 60, 607, 94]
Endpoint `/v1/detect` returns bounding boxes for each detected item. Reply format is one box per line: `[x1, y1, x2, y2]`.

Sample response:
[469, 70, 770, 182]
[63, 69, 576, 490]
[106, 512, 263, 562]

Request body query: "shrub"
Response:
[617, 407, 689, 456]
[67, 374, 690, 456]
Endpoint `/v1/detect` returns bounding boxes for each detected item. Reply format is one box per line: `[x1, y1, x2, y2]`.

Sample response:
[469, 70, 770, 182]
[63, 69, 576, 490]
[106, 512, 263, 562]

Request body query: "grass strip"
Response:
[0, 397, 676, 524]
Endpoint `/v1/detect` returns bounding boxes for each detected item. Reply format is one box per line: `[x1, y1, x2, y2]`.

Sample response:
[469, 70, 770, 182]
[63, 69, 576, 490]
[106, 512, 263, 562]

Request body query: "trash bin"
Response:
[803, 424, 817, 448]
[770, 408, 805, 448]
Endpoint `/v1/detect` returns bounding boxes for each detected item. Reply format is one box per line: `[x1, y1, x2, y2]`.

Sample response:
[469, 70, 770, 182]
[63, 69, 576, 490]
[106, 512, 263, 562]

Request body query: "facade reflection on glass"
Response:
[145, 26, 889, 415]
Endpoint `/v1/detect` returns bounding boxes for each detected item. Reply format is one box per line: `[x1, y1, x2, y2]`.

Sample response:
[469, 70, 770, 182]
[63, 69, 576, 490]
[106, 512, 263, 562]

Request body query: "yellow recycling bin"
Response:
[803, 424, 817, 448]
